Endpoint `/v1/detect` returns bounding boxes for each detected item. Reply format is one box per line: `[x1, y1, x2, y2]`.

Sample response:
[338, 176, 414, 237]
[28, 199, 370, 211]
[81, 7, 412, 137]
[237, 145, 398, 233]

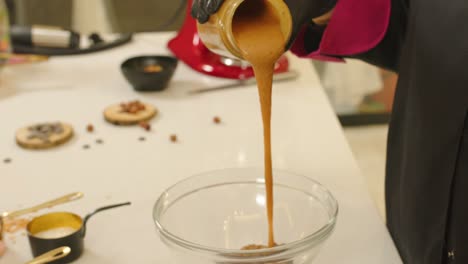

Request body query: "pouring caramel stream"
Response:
[232, 0, 286, 247]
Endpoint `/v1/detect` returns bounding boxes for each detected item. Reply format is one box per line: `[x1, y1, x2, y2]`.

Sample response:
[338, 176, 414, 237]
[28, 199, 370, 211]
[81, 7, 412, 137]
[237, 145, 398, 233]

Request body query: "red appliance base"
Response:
[168, 37, 289, 79]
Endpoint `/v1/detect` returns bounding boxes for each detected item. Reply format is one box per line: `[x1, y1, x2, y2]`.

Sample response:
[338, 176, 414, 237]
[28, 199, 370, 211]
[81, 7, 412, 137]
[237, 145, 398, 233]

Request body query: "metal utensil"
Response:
[0, 192, 84, 240]
[25, 246, 71, 264]
[189, 70, 300, 94]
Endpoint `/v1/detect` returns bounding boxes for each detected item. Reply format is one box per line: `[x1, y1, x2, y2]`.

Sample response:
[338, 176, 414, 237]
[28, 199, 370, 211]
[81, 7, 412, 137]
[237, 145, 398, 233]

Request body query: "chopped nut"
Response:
[139, 122, 151, 131]
[86, 124, 94, 133]
[213, 116, 221, 124]
[143, 64, 163, 73]
[120, 100, 146, 114]
[170, 134, 177, 143]
[27, 123, 63, 142]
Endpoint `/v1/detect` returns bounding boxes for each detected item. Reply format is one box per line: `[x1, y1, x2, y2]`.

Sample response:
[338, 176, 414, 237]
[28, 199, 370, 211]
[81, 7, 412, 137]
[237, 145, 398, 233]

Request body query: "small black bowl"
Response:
[121, 55, 178, 92]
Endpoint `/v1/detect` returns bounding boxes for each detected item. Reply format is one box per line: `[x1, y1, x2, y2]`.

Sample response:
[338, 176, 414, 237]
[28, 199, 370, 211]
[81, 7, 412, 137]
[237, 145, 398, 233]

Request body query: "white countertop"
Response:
[0, 33, 401, 263]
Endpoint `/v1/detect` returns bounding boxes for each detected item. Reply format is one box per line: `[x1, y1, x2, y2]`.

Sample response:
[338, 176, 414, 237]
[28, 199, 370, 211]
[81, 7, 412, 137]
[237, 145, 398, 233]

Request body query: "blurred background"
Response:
[4, 0, 398, 218]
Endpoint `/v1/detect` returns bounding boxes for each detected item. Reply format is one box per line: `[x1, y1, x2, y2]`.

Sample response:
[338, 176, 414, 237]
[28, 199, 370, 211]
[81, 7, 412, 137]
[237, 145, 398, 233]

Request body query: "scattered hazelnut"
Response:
[170, 134, 177, 143]
[139, 122, 151, 131]
[86, 124, 94, 133]
[213, 116, 221, 124]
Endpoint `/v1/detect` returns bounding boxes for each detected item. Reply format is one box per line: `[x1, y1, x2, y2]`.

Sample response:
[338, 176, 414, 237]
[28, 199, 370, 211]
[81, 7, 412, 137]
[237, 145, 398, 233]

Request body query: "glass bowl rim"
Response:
[153, 167, 339, 257]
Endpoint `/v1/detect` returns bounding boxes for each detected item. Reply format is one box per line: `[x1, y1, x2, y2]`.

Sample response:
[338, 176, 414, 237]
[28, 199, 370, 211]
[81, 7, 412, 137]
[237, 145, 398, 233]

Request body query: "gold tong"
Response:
[0, 192, 83, 240]
[25, 246, 71, 264]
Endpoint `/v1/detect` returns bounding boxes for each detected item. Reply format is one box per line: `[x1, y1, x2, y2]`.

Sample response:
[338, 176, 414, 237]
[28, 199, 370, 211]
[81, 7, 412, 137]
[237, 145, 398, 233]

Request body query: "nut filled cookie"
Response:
[104, 100, 157, 125]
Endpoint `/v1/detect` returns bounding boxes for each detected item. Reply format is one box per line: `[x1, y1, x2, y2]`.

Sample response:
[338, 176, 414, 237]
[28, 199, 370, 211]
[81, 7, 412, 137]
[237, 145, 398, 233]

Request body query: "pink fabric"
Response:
[290, 0, 391, 61]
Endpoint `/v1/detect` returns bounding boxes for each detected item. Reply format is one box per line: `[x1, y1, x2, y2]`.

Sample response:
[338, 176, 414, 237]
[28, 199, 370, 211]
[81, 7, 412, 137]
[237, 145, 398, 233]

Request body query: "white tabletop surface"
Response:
[0, 33, 401, 263]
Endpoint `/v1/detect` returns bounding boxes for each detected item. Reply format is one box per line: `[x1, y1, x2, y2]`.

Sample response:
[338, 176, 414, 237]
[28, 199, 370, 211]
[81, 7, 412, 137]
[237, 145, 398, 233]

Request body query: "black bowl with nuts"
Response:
[121, 55, 178, 92]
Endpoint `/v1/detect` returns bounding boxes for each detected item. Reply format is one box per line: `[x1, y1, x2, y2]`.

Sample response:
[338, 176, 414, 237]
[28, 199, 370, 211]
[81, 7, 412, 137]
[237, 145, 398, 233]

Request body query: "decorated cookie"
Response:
[16, 122, 74, 150]
[104, 100, 157, 125]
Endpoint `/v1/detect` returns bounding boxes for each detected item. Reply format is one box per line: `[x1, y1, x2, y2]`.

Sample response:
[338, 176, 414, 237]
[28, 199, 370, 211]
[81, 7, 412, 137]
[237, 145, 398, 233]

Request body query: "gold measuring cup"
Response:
[0, 192, 84, 241]
[26, 202, 131, 264]
[25, 246, 71, 264]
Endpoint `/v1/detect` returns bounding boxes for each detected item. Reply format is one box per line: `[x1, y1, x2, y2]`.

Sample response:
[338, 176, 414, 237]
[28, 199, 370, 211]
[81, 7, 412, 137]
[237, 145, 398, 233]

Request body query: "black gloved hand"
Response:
[191, 0, 224, 24]
[191, 0, 336, 49]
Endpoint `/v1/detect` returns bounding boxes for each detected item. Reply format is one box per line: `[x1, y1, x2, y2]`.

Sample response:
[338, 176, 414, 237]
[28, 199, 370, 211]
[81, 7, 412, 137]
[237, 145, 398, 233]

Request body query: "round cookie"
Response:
[104, 100, 157, 125]
[16, 122, 74, 150]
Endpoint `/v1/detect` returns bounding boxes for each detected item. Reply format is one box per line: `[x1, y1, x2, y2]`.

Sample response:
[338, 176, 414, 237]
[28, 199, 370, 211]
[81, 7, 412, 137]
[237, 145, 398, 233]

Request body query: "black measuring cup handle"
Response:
[81, 202, 131, 237]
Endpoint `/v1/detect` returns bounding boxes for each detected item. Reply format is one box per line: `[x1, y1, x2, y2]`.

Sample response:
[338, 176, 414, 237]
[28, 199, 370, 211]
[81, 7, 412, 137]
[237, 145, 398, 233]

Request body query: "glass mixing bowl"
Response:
[153, 168, 338, 264]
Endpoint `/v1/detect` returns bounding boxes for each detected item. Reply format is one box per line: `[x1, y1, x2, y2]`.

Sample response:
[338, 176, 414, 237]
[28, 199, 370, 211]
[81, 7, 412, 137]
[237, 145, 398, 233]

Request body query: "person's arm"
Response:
[349, 0, 408, 72]
[291, 0, 408, 73]
[192, 0, 408, 72]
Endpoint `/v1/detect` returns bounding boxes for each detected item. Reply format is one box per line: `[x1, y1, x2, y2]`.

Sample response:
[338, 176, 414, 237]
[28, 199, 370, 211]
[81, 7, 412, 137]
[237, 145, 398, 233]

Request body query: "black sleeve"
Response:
[349, 0, 408, 73]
